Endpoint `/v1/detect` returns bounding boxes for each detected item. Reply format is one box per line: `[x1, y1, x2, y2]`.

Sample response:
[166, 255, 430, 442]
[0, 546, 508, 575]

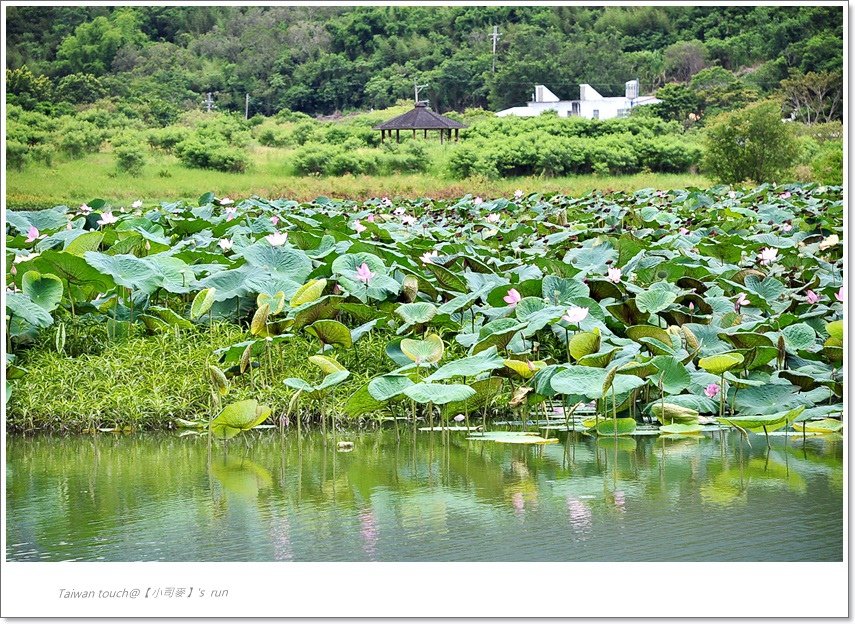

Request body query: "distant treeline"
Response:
[6, 6, 843, 122]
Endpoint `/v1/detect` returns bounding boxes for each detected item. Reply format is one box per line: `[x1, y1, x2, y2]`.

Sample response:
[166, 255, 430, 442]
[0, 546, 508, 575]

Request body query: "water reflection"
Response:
[6, 429, 843, 562]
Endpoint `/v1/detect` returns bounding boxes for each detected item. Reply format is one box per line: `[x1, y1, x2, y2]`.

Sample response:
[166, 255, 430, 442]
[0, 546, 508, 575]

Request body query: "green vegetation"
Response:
[6, 187, 843, 442]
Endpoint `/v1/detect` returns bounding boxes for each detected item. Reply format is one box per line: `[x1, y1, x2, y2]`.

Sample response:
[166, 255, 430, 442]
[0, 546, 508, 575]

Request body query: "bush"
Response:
[702, 100, 799, 184]
[113, 134, 147, 176]
[256, 125, 290, 147]
[174, 137, 249, 173]
[327, 150, 378, 176]
[291, 143, 337, 175]
[811, 140, 843, 185]
[56, 119, 105, 157]
[148, 126, 191, 152]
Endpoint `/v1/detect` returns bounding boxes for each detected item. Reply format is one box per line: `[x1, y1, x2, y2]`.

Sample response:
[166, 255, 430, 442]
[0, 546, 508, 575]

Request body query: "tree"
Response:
[689, 66, 757, 116]
[6, 66, 53, 110]
[780, 70, 842, 124]
[652, 83, 699, 128]
[663, 40, 707, 82]
[55, 9, 148, 75]
[702, 100, 799, 184]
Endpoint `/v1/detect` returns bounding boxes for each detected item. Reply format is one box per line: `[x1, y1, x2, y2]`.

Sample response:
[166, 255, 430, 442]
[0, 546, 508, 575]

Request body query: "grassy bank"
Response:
[9, 322, 473, 433]
[6, 148, 710, 208]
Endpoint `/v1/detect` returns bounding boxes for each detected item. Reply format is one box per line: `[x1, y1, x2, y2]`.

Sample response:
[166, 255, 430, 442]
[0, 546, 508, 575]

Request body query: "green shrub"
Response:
[174, 137, 249, 173]
[148, 126, 191, 152]
[6, 141, 29, 170]
[56, 119, 105, 157]
[291, 143, 337, 175]
[112, 134, 147, 176]
[327, 150, 378, 176]
[811, 140, 843, 185]
[447, 144, 480, 178]
[702, 100, 799, 184]
[256, 125, 290, 147]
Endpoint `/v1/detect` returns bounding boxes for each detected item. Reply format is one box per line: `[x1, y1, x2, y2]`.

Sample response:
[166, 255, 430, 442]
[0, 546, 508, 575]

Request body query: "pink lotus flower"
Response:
[735, 293, 750, 310]
[220, 197, 234, 206]
[704, 383, 720, 399]
[503, 288, 522, 306]
[97, 211, 118, 226]
[78, 203, 92, 215]
[485, 213, 500, 223]
[270, 215, 280, 226]
[806, 290, 820, 304]
[353, 220, 367, 233]
[758, 247, 778, 265]
[562, 305, 589, 324]
[420, 250, 439, 264]
[131, 200, 143, 209]
[25, 226, 40, 242]
[401, 215, 416, 226]
[10, 265, 17, 276]
[782, 223, 792, 232]
[473, 196, 483, 205]
[679, 227, 690, 235]
[218, 238, 233, 252]
[453, 414, 465, 423]
[607, 267, 622, 283]
[355, 262, 375, 284]
[225, 207, 237, 221]
[381, 197, 392, 208]
[393, 206, 405, 216]
[514, 189, 524, 200]
[265, 231, 288, 246]
[835, 287, 844, 303]
[780, 191, 791, 199]
[365, 213, 375, 222]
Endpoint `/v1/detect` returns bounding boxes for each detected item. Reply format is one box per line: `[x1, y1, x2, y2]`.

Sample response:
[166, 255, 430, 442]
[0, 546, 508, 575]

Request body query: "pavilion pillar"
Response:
[455, 128, 459, 142]
[396, 129, 400, 143]
[440, 128, 444, 145]
[380, 129, 385, 143]
[412, 129, 416, 139]
[424, 129, 427, 138]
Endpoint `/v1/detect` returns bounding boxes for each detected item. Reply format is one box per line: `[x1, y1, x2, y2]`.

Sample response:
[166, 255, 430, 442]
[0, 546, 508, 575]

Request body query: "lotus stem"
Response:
[612, 385, 617, 440]
[719, 373, 726, 419]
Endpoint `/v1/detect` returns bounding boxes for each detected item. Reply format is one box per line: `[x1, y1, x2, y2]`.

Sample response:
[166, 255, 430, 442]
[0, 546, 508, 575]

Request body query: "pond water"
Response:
[6, 429, 842, 562]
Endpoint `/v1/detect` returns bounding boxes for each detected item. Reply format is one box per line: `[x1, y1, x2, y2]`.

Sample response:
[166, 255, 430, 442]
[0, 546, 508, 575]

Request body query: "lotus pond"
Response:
[6, 185, 844, 437]
[6, 429, 842, 561]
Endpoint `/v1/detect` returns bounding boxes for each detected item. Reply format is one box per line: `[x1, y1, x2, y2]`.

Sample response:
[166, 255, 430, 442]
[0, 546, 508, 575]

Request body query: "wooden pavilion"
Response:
[374, 103, 467, 144]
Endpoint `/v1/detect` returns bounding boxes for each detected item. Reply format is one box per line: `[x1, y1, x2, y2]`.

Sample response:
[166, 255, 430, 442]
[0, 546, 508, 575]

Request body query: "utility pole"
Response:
[204, 92, 216, 113]
[414, 80, 428, 105]
[490, 25, 501, 73]
[245, 93, 250, 119]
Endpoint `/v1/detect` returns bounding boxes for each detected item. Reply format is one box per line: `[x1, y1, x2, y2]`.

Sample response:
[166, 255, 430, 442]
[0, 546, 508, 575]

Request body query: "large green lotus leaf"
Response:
[290, 278, 327, 307]
[551, 366, 605, 398]
[305, 319, 352, 348]
[698, 353, 744, 375]
[659, 423, 703, 435]
[781, 323, 817, 352]
[577, 347, 619, 368]
[426, 347, 505, 381]
[148, 305, 194, 330]
[245, 273, 301, 300]
[190, 288, 216, 319]
[7, 207, 68, 235]
[210, 400, 272, 440]
[635, 289, 677, 314]
[140, 314, 170, 334]
[31, 250, 115, 293]
[6, 292, 53, 328]
[438, 291, 481, 315]
[343, 382, 385, 417]
[215, 336, 291, 365]
[514, 297, 546, 321]
[792, 418, 843, 433]
[83, 252, 161, 294]
[21, 271, 63, 312]
[425, 262, 468, 292]
[651, 355, 691, 395]
[308, 354, 346, 374]
[826, 320, 843, 341]
[197, 267, 253, 301]
[468, 433, 558, 445]
[542, 275, 589, 304]
[743, 275, 785, 306]
[291, 295, 342, 330]
[730, 382, 807, 415]
[146, 254, 196, 294]
[368, 374, 415, 401]
[316, 370, 350, 392]
[401, 334, 444, 364]
[331, 252, 387, 278]
[649, 402, 700, 424]
[596, 417, 637, 436]
[257, 291, 286, 315]
[241, 243, 312, 282]
[625, 325, 672, 346]
[721, 331, 775, 349]
[718, 413, 788, 431]
[617, 359, 659, 379]
[440, 377, 503, 416]
[562, 243, 616, 272]
[395, 302, 437, 324]
[64, 231, 104, 256]
[568, 330, 600, 360]
[722, 371, 765, 388]
[403, 383, 475, 405]
[485, 279, 541, 307]
[385, 339, 412, 367]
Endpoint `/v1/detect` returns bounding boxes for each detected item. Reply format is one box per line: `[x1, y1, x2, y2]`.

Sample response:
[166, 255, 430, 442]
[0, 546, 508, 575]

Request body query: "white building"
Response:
[496, 80, 661, 120]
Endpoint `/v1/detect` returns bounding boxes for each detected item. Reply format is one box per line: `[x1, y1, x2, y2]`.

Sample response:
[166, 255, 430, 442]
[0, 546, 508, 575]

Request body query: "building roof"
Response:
[374, 103, 467, 130]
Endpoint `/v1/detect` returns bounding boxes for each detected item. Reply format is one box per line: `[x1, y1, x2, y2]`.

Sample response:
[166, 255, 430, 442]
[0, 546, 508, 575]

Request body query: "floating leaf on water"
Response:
[650, 402, 700, 425]
[659, 423, 703, 435]
[596, 417, 637, 436]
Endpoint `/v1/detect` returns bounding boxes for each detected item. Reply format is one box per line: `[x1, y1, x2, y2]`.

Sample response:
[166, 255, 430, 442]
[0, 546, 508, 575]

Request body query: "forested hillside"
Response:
[6, 5, 843, 120]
